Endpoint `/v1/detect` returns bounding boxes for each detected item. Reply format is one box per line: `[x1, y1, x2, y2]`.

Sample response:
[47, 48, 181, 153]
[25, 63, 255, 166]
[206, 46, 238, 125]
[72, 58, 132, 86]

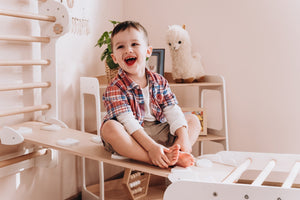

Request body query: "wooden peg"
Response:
[53, 24, 63, 34]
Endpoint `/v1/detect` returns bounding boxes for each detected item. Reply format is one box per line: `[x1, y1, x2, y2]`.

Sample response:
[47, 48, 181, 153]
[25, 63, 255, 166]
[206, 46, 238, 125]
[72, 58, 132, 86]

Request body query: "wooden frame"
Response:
[0, 9, 56, 22]
[0, 0, 69, 182]
[0, 0, 69, 120]
[0, 149, 49, 168]
[182, 107, 207, 136]
[147, 48, 165, 76]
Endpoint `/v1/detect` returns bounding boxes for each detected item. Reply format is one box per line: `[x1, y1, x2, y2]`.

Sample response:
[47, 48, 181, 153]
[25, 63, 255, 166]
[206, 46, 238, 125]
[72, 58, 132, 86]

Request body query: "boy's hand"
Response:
[175, 127, 192, 153]
[147, 144, 170, 168]
[131, 129, 171, 168]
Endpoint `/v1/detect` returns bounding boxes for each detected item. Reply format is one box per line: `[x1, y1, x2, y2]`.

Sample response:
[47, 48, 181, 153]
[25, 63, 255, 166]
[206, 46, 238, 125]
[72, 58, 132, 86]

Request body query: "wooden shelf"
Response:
[86, 179, 166, 200]
[96, 72, 223, 89]
[168, 82, 222, 87]
[197, 133, 226, 142]
[164, 72, 222, 87]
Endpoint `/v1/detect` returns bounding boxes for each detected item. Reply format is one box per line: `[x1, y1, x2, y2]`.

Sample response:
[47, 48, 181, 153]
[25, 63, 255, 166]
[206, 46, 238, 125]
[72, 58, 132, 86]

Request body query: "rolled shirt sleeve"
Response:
[163, 104, 188, 135]
[117, 112, 143, 135]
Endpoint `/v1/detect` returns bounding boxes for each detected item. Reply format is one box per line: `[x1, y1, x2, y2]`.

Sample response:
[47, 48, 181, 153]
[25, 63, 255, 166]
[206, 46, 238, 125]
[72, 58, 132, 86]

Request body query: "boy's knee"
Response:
[186, 114, 201, 129]
[101, 120, 123, 139]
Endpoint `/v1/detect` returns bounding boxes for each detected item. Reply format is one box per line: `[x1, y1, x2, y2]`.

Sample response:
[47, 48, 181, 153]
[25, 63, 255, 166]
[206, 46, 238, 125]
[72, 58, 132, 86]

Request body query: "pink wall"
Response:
[123, 0, 300, 154]
[1, 0, 300, 199]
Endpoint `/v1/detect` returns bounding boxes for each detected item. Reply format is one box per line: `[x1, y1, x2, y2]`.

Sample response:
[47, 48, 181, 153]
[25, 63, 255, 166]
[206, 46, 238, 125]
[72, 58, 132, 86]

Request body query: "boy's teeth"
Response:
[126, 57, 136, 61]
[125, 57, 136, 62]
[125, 57, 136, 65]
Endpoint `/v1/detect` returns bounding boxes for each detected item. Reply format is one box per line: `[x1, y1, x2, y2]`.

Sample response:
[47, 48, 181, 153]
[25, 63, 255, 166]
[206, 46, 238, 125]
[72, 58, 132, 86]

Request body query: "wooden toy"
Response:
[122, 168, 150, 199]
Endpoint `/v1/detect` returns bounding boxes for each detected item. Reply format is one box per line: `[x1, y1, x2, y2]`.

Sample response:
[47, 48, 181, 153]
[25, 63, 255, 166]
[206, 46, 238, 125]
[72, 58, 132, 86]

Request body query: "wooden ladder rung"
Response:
[0, 149, 49, 168]
[0, 104, 51, 117]
[252, 160, 276, 186]
[222, 158, 252, 184]
[0, 59, 50, 66]
[0, 9, 56, 22]
[0, 35, 50, 43]
[0, 82, 51, 91]
[282, 162, 300, 188]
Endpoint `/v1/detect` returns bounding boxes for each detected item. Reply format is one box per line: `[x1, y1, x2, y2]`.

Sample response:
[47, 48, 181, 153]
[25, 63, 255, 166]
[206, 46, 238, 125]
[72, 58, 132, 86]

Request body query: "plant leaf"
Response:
[104, 31, 109, 39]
[96, 20, 121, 62]
[107, 44, 112, 53]
[96, 31, 109, 47]
[110, 20, 120, 25]
[101, 49, 108, 61]
[106, 55, 119, 69]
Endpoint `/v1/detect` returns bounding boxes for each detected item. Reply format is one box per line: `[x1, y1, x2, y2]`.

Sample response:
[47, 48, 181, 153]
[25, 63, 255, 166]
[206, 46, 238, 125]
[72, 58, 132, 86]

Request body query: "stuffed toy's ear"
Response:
[182, 24, 186, 30]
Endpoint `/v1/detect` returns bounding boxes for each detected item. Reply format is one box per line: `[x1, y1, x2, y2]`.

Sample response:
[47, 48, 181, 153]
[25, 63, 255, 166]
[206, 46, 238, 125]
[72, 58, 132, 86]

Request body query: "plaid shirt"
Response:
[103, 68, 178, 126]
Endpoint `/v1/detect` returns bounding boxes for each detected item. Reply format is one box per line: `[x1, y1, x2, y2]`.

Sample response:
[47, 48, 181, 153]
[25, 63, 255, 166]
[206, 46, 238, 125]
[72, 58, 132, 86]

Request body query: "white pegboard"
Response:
[38, 0, 70, 120]
[38, 0, 70, 37]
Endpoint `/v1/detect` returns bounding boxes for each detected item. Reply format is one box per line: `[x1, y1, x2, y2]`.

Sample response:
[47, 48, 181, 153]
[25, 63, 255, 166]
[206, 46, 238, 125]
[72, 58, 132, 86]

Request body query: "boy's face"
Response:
[111, 28, 152, 77]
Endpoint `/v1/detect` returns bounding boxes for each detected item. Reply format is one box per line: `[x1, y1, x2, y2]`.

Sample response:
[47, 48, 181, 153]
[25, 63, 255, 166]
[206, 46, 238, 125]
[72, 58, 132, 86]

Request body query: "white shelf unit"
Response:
[164, 72, 229, 155]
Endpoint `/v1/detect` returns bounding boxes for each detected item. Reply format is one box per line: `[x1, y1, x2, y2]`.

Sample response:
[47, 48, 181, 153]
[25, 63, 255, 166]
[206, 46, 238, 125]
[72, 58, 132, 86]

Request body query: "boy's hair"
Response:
[111, 21, 149, 48]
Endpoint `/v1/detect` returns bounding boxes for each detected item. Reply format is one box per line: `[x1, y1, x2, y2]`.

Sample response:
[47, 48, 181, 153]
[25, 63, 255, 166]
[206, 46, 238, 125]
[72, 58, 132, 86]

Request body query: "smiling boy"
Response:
[101, 21, 201, 168]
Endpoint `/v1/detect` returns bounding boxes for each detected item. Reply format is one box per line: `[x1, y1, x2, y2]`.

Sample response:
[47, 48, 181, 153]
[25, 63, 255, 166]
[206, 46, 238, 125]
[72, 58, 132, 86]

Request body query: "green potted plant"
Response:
[96, 20, 120, 82]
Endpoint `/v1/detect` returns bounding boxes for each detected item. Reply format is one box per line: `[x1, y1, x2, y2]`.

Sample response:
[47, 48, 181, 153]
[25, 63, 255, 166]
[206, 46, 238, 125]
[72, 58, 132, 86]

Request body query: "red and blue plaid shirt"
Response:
[103, 68, 178, 126]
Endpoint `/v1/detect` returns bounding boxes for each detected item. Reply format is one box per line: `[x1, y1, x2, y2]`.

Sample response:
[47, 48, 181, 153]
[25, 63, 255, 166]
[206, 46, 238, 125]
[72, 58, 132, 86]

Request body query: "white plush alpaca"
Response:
[166, 25, 205, 83]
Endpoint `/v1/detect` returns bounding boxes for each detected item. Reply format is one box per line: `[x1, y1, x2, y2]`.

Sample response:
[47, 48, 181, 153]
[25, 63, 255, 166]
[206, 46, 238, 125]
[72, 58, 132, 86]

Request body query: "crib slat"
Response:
[0, 59, 50, 66]
[282, 162, 300, 188]
[252, 160, 276, 186]
[0, 9, 56, 22]
[0, 35, 50, 43]
[222, 158, 252, 184]
[0, 104, 51, 117]
[0, 82, 51, 91]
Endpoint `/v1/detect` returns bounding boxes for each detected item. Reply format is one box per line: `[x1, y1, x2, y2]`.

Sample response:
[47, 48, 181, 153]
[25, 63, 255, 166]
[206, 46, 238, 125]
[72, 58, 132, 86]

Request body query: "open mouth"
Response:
[124, 56, 137, 66]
